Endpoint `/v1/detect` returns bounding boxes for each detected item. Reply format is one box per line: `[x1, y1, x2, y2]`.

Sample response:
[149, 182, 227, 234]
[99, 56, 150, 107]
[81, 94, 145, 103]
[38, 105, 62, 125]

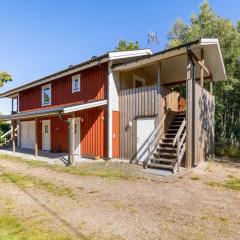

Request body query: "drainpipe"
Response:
[58, 112, 71, 165]
[187, 47, 196, 167]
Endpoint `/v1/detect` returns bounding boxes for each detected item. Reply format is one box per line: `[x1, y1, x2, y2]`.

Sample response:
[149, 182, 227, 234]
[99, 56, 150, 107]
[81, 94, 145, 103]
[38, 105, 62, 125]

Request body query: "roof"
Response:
[113, 38, 226, 82]
[0, 99, 107, 121]
[0, 49, 152, 98]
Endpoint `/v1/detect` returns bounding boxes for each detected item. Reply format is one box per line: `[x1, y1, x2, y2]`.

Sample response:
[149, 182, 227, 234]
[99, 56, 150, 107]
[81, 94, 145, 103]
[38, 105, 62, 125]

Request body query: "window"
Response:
[72, 74, 80, 93]
[74, 123, 77, 134]
[42, 84, 51, 106]
[45, 125, 48, 134]
[133, 75, 145, 88]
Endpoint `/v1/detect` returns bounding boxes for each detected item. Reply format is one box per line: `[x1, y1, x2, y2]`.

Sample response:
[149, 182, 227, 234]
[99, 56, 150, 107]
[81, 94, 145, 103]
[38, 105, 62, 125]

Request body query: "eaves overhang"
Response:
[0, 99, 107, 121]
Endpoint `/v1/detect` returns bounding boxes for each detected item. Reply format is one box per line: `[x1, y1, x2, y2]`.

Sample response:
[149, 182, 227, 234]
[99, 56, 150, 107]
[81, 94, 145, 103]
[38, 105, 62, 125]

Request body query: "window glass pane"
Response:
[43, 88, 50, 103]
[74, 79, 79, 89]
[12, 98, 18, 112]
[45, 125, 48, 133]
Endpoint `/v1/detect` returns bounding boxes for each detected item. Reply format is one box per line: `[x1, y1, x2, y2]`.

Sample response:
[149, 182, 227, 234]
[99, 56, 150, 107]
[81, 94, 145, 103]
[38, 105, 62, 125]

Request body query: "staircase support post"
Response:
[177, 138, 180, 172]
[186, 54, 192, 168]
[70, 114, 75, 165]
[11, 120, 16, 153]
[34, 118, 38, 158]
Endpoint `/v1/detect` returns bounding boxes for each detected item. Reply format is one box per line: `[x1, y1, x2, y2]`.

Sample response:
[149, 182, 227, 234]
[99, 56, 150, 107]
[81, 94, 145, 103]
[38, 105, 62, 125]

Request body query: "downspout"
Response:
[58, 111, 71, 165]
[187, 47, 196, 167]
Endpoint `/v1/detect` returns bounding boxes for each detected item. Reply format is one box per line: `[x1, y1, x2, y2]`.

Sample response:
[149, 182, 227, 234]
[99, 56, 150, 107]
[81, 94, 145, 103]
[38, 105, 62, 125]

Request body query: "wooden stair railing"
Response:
[144, 109, 171, 168]
[173, 118, 186, 172]
[0, 127, 18, 146]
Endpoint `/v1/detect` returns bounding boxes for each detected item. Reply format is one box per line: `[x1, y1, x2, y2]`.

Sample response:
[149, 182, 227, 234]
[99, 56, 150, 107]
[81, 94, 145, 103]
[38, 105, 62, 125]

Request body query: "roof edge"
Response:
[0, 49, 152, 98]
[112, 39, 201, 70]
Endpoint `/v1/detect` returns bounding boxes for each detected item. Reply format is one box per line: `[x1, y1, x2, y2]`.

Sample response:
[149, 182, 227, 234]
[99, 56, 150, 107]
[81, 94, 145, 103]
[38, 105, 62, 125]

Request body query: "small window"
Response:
[42, 84, 51, 106]
[45, 125, 48, 134]
[74, 124, 77, 134]
[72, 74, 80, 93]
[133, 75, 145, 88]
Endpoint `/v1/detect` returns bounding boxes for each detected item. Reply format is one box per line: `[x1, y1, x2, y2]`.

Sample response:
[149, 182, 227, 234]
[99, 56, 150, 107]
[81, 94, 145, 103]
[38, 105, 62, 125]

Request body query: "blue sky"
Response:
[0, 0, 239, 114]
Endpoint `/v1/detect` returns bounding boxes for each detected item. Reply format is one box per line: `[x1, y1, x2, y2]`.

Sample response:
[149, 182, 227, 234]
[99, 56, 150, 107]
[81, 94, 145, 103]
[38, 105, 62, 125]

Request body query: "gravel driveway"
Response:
[0, 155, 239, 240]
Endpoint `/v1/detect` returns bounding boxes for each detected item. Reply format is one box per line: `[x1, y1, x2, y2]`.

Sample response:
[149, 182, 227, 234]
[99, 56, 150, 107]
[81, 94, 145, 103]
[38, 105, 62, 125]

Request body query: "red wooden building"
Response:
[0, 49, 152, 162]
[0, 39, 226, 172]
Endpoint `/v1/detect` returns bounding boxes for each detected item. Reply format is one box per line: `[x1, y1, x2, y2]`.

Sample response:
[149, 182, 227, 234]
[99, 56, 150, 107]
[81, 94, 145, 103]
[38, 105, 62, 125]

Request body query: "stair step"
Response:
[177, 112, 186, 115]
[158, 147, 177, 151]
[165, 133, 183, 136]
[148, 163, 175, 170]
[167, 129, 178, 133]
[163, 138, 174, 142]
[151, 158, 177, 163]
[169, 126, 180, 129]
[156, 150, 177, 155]
[160, 143, 173, 147]
[172, 120, 183, 123]
[174, 116, 185, 120]
[170, 123, 186, 126]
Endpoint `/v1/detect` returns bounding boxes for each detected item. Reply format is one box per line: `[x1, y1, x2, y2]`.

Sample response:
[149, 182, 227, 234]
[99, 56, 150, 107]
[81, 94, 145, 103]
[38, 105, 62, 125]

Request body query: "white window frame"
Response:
[72, 74, 81, 93]
[41, 84, 51, 106]
[133, 75, 145, 88]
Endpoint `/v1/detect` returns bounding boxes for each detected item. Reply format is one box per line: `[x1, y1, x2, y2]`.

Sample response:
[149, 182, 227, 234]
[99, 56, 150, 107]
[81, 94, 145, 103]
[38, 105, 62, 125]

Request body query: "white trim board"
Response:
[63, 99, 107, 113]
[0, 99, 108, 121]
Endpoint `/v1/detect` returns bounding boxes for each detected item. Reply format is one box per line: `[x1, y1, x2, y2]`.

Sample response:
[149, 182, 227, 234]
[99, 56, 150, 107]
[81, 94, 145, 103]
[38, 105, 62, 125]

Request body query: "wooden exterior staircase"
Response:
[146, 111, 186, 173]
[0, 128, 16, 148]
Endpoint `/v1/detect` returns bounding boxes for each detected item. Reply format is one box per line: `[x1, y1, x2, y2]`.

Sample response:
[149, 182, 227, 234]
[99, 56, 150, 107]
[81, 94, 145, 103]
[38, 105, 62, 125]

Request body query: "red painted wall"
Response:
[19, 63, 108, 112]
[32, 107, 107, 157]
[112, 111, 119, 158]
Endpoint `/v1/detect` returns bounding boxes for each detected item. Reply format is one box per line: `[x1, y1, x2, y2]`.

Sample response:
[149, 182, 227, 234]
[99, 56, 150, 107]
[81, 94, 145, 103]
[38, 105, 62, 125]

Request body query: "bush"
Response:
[0, 129, 4, 144]
[215, 142, 240, 159]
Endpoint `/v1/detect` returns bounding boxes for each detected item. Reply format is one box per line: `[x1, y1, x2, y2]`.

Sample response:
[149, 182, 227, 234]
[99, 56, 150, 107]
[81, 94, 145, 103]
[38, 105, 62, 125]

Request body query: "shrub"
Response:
[215, 142, 240, 159]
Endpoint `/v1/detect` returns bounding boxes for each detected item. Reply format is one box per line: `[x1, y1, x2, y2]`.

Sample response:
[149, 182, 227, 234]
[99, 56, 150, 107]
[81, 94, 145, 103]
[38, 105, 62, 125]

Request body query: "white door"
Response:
[136, 118, 155, 163]
[42, 120, 51, 151]
[69, 117, 81, 155]
[21, 121, 35, 150]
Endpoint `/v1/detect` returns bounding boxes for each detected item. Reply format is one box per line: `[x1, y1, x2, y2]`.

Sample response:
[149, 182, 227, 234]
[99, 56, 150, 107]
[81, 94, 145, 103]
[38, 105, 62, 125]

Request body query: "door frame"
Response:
[42, 120, 51, 151]
[68, 117, 81, 156]
[20, 120, 35, 150]
[136, 117, 156, 163]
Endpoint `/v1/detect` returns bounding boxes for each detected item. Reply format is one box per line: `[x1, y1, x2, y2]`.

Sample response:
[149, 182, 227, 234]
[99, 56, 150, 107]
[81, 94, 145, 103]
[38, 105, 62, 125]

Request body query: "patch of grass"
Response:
[224, 175, 240, 191]
[0, 214, 72, 240]
[200, 214, 228, 223]
[0, 154, 141, 181]
[206, 181, 223, 188]
[190, 176, 200, 180]
[112, 202, 125, 210]
[206, 175, 240, 191]
[219, 216, 228, 222]
[0, 172, 75, 198]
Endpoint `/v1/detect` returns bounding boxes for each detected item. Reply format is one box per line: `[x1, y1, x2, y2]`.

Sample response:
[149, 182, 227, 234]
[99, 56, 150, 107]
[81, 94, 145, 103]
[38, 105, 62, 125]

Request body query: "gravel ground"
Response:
[0, 156, 239, 240]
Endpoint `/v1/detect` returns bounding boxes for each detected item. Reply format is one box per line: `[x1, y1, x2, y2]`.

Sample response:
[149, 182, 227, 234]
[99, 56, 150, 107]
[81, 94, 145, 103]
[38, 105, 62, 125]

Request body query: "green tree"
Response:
[167, 0, 240, 144]
[0, 71, 12, 140]
[237, 20, 240, 33]
[115, 40, 140, 51]
[0, 71, 12, 87]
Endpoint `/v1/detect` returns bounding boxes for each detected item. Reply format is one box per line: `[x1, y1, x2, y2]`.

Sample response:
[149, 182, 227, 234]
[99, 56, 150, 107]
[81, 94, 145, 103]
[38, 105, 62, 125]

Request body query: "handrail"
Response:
[175, 118, 186, 172]
[173, 119, 186, 147]
[0, 126, 18, 139]
[0, 129, 12, 139]
[146, 108, 171, 166]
